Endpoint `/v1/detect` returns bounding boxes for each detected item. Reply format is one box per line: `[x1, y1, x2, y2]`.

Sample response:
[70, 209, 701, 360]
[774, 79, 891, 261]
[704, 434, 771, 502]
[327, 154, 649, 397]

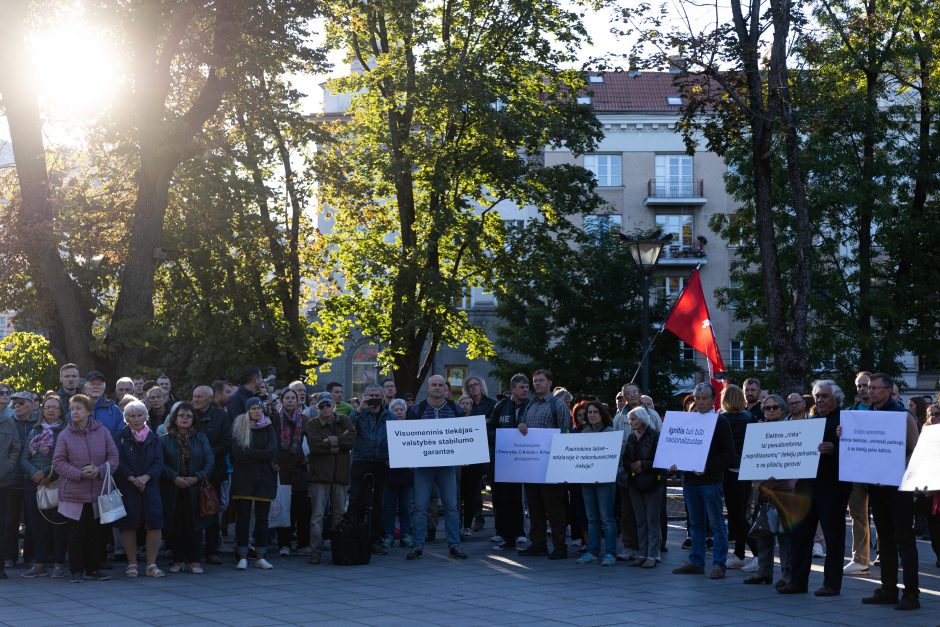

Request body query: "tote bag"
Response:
[37, 480, 59, 510]
[98, 462, 127, 524]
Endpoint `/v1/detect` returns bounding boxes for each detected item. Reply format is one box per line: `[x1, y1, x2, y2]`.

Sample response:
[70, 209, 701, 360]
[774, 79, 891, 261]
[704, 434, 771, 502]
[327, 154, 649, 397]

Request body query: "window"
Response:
[729, 340, 767, 370]
[729, 340, 745, 369]
[679, 341, 695, 362]
[351, 345, 379, 401]
[666, 96, 683, 106]
[588, 75, 605, 83]
[583, 214, 622, 241]
[584, 154, 622, 187]
[577, 96, 592, 105]
[656, 214, 693, 248]
[503, 219, 525, 232]
[654, 155, 693, 196]
[655, 275, 685, 304]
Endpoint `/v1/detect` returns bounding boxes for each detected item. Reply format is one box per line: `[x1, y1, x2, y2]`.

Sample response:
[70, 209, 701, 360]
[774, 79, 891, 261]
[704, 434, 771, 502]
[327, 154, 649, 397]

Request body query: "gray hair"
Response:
[553, 387, 573, 405]
[116, 376, 134, 387]
[388, 398, 407, 412]
[628, 405, 662, 432]
[762, 394, 786, 409]
[812, 379, 845, 405]
[462, 376, 489, 398]
[364, 384, 383, 397]
[123, 400, 148, 420]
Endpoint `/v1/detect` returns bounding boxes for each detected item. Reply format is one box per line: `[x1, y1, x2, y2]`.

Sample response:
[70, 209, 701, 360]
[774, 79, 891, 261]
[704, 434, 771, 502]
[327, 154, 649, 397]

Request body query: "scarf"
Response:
[28, 420, 63, 456]
[278, 407, 304, 453]
[172, 429, 193, 476]
[250, 414, 272, 429]
[132, 424, 151, 443]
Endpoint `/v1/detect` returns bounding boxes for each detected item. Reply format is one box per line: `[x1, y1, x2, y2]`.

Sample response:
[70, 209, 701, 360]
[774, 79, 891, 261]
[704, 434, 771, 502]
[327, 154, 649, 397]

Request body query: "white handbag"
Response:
[36, 480, 59, 510]
[98, 462, 127, 524]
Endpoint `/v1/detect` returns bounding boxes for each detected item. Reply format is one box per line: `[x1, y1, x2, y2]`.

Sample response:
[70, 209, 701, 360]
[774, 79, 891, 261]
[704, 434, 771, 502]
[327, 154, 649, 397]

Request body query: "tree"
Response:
[0, 332, 59, 393]
[312, 0, 604, 394]
[491, 224, 692, 403]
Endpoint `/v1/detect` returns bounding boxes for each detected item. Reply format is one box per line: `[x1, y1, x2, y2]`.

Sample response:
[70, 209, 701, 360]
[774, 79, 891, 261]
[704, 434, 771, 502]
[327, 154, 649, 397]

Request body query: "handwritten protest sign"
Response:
[652, 412, 718, 473]
[839, 410, 907, 486]
[899, 424, 940, 492]
[494, 428, 557, 483]
[544, 430, 622, 483]
[738, 420, 825, 480]
[387, 415, 489, 468]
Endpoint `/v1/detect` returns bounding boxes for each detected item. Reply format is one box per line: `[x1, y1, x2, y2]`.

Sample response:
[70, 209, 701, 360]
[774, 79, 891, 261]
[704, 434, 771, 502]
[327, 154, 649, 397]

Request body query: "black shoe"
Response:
[494, 541, 516, 551]
[548, 547, 568, 560]
[660, 545, 669, 553]
[894, 592, 920, 611]
[814, 586, 839, 597]
[449, 547, 468, 559]
[85, 571, 110, 581]
[681, 537, 692, 550]
[743, 575, 772, 585]
[862, 588, 898, 605]
[774, 579, 787, 590]
[406, 547, 423, 560]
[777, 583, 808, 594]
[371, 543, 388, 556]
[518, 545, 548, 557]
[705, 537, 713, 549]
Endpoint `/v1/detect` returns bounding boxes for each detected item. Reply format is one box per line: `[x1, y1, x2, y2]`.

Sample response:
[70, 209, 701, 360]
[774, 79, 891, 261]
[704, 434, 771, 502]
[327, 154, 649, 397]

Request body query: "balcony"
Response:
[658, 244, 707, 266]
[645, 179, 707, 206]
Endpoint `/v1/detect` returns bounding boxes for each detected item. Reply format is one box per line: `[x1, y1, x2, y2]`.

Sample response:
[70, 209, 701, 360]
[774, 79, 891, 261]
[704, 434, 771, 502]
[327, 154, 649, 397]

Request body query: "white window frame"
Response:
[583, 214, 623, 241]
[654, 154, 693, 196]
[655, 214, 694, 249]
[584, 154, 622, 187]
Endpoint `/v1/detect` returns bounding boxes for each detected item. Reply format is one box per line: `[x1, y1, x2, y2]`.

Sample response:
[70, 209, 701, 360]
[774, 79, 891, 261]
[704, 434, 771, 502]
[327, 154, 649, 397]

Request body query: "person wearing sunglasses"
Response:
[0, 385, 14, 420]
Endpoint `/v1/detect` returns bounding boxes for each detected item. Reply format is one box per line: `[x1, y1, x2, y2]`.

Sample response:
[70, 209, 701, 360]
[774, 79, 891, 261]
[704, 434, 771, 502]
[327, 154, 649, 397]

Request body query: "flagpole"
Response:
[628, 264, 702, 387]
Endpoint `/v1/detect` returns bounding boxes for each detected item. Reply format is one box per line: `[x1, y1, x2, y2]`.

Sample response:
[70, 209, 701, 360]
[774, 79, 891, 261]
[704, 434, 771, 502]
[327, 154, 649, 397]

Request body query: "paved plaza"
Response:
[1, 511, 937, 627]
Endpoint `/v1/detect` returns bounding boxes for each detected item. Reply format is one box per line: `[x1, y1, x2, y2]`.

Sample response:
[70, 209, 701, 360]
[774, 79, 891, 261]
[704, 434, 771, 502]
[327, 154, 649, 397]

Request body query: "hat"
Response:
[10, 391, 35, 402]
[245, 397, 263, 411]
[315, 392, 334, 408]
[84, 370, 106, 382]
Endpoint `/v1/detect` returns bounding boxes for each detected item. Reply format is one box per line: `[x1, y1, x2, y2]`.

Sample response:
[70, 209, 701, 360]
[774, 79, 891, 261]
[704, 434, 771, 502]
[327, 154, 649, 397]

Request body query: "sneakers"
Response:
[406, 547, 423, 560]
[843, 561, 869, 575]
[255, 558, 273, 570]
[862, 588, 899, 605]
[493, 541, 516, 551]
[278, 547, 290, 557]
[726, 555, 745, 569]
[576, 554, 599, 565]
[449, 546, 468, 559]
[371, 543, 388, 555]
[50, 566, 66, 579]
[382, 535, 394, 549]
[601, 554, 616, 567]
[472, 517, 485, 532]
[235, 558, 248, 570]
[742, 556, 760, 572]
[20, 565, 48, 578]
[681, 537, 692, 550]
[86, 571, 111, 581]
[490, 535, 505, 543]
[812, 542, 826, 558]
[460, 527, 473, 538]
[641, 559, 657, 569]
[548, 547, 568, 560]
[709, 565, 726, 579]
[895, 591, 920, 611]
[400, 534, 414, 548]
[672, 562, 705, 574]
[616, 550, 637, 562]
[70, 572, 84, 583]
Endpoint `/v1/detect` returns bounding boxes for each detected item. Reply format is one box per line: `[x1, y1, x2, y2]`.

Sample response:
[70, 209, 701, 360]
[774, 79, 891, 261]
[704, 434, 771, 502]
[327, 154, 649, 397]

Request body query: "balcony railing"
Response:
[660, 244, 707, 261]
[647, 179, 705, 198]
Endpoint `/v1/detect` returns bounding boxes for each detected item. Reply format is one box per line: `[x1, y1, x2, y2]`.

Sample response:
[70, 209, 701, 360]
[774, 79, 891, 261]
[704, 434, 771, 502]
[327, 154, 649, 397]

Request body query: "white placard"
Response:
[839, 410, 907, 486]
[544, 431, 622, 484]
[387, 415, 489, 468]
[494, 428, 558, 483]
[738, 419, 826, 480]
[899, 424, 940, 492]
[652, 411, 719, 472]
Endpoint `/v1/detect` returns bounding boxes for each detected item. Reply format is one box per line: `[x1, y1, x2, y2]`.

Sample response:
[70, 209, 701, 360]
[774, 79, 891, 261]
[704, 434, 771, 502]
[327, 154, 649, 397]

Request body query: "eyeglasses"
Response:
[763, 405, 781, 410]
[11, 399, 25, 405]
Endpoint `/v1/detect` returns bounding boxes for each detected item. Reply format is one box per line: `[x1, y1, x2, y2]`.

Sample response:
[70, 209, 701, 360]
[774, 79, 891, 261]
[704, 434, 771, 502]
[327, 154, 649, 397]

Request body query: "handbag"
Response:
[98, 462, 127, 524]
[268, 480, 292, 528]
[199, 479, 221, 517]
[748, 500, 780, 539]
[37, 480, 59, 510]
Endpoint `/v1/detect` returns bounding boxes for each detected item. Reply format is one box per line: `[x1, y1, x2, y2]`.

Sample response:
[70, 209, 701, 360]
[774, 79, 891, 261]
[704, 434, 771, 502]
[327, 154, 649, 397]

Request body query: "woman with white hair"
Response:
[622, 405, 664, 568]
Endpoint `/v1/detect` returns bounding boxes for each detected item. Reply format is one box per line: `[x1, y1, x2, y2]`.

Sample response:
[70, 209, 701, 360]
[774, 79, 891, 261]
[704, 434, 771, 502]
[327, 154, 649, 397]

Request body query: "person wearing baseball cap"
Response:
[82, 372, 124, 438]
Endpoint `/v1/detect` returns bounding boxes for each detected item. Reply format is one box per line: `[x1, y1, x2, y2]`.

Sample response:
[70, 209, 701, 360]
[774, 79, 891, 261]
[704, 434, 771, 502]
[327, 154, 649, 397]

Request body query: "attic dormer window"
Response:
[577, 96, 592, 105]
[588, 75, 604, 83]
[666, 96, 683, 106]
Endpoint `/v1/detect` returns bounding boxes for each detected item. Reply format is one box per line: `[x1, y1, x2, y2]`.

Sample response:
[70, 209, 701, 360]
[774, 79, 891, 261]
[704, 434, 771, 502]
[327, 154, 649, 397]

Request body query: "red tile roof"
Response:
[584, 71, 691, 114]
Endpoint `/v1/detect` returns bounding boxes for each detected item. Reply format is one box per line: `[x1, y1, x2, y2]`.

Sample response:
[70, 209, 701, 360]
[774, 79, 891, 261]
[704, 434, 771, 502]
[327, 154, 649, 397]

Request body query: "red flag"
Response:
[664, 269, 726, 374]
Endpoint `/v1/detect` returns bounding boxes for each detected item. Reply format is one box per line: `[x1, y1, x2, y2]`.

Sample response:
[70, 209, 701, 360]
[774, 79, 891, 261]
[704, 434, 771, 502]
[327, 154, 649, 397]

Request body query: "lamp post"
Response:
[620, 233, 672, 393]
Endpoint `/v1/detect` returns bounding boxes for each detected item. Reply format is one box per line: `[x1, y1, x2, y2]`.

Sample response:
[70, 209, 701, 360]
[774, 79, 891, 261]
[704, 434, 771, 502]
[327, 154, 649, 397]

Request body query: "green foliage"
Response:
[491, 225, 693, 404]
[312, 0, 604, 392]
[0, 332, 59, 393]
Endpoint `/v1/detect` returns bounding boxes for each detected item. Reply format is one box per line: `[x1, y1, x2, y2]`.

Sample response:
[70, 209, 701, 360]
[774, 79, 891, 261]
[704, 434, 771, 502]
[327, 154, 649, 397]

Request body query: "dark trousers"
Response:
[790, 480, 852, 591]
[459, 463, 485, 528]
[660, 487, 668, 549]
[66, 503, 104, 575]
[277, 489, 312, 549]
[0, 487, 9, 566]
[869, 485, 919, 595]
[525, 483, 567, 550]
[617, 486, 637, 551]
[170, 490, 203, 563]
[492, 482, 524, 541]
[928, 510, 940, 561]
[234, 499, 271, 556]
[2, 487, 33, 563]
[23, 483, 67, 565]
[724, 471, 756, 558]
[349, 460, 389, 545]
[204, 479, 223, 557]
[569, 484, 587, 541]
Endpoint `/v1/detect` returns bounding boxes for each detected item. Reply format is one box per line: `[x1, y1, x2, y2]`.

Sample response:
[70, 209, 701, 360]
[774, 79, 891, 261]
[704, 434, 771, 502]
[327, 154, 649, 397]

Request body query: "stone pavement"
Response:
[0, 520, 937, 627]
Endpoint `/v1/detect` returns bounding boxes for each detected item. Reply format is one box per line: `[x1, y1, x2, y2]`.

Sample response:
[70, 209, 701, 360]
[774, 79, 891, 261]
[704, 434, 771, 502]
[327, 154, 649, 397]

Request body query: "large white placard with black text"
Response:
[652, 411, 718, 473]
[738, 419, 826, 480]
[838, 410, 907, 486]
[387, 415, 489, 468]
[899, 424, 940, 492]
[544, 430, 623, 484]
[494, 428, 558, 483]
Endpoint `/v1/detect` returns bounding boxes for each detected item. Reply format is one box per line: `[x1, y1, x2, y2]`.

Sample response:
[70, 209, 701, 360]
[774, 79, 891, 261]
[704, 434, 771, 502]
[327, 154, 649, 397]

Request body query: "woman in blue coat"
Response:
[115, 400, 164, 578]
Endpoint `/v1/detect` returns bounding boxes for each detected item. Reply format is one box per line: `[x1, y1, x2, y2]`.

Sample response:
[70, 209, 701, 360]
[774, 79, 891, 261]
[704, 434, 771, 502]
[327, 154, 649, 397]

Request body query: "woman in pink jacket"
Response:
[53, 394, 119, 583]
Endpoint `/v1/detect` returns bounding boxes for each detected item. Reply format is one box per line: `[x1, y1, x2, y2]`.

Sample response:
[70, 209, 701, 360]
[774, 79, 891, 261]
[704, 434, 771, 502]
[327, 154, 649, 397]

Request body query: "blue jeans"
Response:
[412, 466, 460, 549]
[683, 482, 728, 568]
[581, 483, 618, 557]
[383, 483, 414, 537]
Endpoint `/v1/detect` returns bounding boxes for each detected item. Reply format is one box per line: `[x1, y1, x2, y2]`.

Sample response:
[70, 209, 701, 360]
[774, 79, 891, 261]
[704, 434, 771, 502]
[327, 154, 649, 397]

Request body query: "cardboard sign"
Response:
[387, 415, 489, 468]
[738, 419, 826, 480]
[838, 410, 907, 486]
[652, 411, 718, 472]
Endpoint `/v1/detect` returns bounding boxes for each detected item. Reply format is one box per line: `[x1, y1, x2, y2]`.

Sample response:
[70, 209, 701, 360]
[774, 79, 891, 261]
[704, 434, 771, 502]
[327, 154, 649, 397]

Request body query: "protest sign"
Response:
[387, 415, 489, 468]
[494, 428, 557, 483]
[544, 430, 622, 484]
[839, 410, 907, 486]
[738, 420, 826, 480]
[652, 411, 718, 472]
[899, 424, 940, 492]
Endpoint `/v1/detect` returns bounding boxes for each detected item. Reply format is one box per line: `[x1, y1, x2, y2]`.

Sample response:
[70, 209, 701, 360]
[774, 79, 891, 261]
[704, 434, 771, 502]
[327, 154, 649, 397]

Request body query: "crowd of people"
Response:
[0, 363, 936, 612]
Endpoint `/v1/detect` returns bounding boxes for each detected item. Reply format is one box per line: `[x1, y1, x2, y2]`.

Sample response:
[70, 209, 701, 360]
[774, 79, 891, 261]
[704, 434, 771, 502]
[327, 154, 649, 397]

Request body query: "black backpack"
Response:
[331, 473, 374, 566]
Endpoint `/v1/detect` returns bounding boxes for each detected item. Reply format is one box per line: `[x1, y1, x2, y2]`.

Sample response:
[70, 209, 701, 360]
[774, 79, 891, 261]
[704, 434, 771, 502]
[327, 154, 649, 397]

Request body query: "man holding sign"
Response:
[405, 375, 467, 561]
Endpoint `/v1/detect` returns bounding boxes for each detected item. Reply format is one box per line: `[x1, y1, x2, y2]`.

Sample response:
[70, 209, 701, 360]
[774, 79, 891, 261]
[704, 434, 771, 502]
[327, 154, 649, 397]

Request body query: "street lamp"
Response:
[620, 232, 672, 393]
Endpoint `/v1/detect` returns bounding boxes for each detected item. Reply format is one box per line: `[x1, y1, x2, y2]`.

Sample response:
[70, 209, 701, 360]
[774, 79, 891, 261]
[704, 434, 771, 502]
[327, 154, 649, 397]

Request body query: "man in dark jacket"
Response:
[487, 374, 529, 550]
[2, 393, 33, 569]
[57, 363, 81, 409]
[227, 366, 263, 420]
[191, 385, 232, 564]
[84, 371, 124, 438]
[461, 376, 497, 534]
[349, 385, 392, 556]
[861, 372, 920, 610]
[0, 407, 22, 578]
